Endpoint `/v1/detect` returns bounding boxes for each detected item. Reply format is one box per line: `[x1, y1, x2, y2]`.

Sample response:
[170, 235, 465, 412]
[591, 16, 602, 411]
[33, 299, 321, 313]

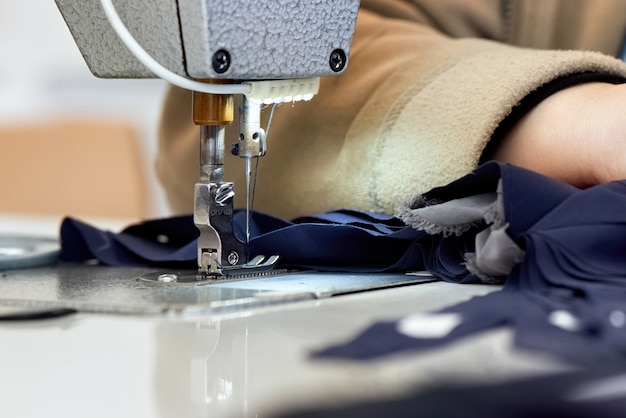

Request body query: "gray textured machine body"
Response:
[54, 0, 360, 80]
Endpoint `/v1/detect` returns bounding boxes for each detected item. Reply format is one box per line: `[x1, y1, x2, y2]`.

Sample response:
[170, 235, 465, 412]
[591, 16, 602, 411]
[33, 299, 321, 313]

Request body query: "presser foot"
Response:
[138, 255, 284, 286]
[194, 181, 248, 276]
[220, 254, 280, 275]
[198, 254, 281, 280]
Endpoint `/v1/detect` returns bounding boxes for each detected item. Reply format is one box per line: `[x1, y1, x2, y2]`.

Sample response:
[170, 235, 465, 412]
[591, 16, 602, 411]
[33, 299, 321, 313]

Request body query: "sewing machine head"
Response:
[54, 0, 360, 278]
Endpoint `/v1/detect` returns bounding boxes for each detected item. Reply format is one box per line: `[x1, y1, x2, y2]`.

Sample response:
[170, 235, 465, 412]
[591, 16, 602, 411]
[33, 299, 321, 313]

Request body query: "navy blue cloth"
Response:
[60, 209, 434, 272]
[314, 162, 626, 365]
[60, 161, 626, 364]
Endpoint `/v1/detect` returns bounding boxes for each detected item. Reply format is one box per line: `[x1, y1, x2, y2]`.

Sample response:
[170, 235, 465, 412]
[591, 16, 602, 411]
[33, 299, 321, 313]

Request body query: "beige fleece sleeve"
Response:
[156, 8, 626, 219]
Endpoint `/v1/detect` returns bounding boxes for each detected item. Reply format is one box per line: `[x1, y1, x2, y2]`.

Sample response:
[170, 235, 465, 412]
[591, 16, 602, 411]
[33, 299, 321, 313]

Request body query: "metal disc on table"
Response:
[0, 235, 60, 270]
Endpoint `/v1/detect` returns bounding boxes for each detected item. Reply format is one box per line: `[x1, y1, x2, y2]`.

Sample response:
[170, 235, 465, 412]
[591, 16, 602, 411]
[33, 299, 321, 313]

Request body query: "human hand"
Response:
[491, 82, 626, 188]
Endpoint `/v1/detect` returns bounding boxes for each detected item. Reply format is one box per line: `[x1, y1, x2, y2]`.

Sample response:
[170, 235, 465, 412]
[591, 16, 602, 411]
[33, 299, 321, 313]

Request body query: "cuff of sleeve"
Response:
[482, 72, 626, 163]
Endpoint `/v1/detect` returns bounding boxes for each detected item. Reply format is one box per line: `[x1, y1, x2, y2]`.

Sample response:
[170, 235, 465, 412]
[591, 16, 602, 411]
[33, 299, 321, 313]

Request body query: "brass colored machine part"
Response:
[192, 91, 234, 126]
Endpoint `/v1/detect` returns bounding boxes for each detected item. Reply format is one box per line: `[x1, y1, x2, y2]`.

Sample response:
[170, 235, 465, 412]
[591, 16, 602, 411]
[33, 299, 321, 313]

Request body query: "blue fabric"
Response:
[314, 162, 626, 365]
[60, 209, 434, 272]
[621, 35, 626, 61]
[60, 161, 626, 365]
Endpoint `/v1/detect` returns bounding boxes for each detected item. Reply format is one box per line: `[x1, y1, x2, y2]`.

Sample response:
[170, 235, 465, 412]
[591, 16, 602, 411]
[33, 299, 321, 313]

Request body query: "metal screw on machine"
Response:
[329, 49, 347, 72]
[227, 251, 240, 266]
[212, 49, 231, 74]
[157, 273, 178, 283]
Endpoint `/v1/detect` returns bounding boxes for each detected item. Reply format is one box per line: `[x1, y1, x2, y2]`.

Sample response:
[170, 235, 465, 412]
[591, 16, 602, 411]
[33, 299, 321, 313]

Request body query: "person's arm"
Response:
[490, 81, 626, 188]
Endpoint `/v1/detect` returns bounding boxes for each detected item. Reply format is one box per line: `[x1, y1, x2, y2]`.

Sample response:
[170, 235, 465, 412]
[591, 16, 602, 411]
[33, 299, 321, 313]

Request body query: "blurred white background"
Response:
[0, 0, 171, 217]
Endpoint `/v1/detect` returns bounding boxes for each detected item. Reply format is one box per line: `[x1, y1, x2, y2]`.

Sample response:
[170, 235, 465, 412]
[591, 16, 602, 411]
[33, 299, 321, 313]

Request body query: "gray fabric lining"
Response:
[466, 223, 525, 283]
[398, 179, 525, 283]
[396, 193, 497, 236]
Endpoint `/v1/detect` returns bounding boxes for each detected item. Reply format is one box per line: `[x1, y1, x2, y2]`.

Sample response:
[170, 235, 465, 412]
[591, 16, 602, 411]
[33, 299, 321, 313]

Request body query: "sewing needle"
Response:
[245, 157, 252, 244]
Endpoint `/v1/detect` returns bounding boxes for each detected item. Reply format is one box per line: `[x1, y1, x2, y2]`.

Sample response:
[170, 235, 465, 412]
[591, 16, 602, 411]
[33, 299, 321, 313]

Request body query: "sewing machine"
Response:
[0, 5, 576, 415]
[53, 0, 360, 278]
